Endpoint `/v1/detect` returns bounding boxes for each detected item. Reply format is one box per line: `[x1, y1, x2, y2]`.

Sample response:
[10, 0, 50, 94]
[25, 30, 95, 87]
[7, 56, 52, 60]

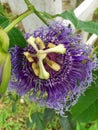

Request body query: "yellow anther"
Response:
[24, 52, 34, 62]
[32, 63, 39, 76]
[38, 59, 50, 80]
[35, 37, 45, 49]
[27, 36, 38, 52]
[47, 43, 56, 48]
[44, 57, 61, 71]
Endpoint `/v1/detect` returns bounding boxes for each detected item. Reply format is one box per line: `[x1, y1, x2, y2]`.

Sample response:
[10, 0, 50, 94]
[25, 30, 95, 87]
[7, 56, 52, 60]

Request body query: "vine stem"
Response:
[24, 0, 49, 26]
[4, 10, 33, 33]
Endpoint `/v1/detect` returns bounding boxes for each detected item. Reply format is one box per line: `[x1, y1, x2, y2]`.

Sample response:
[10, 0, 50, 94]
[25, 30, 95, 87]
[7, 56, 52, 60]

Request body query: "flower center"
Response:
[24, 36, 66, 80]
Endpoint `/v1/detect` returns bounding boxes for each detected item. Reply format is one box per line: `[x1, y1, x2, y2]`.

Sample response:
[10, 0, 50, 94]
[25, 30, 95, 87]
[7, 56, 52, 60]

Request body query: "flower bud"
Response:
[0, 29, 9, 52]
[0, 52, 11, 95]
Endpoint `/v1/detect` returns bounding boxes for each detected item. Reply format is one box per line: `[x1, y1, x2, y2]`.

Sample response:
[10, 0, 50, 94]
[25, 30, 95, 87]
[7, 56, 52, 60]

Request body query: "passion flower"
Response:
[9, 22, 97, 114]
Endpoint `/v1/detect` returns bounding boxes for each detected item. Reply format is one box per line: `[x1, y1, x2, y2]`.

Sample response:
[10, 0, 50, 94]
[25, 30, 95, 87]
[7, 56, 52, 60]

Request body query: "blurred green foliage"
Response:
[0, 93, 61, 130]
[0, 93, 98, 130]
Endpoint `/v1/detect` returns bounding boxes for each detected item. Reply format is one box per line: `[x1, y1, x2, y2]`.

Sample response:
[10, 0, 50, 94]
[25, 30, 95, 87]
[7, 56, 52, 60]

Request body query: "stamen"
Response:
[44, 57, 61, 71]
[32, 63, 39, 76]
[35, 37, 45, 49]
[39, 44, 66, 54]
[38, 59, 50, 79]
[27, 36, 38, 52]
[48, 43, 56, 48]
[26, 37, 66, 79]
[24, 52, 34, 62]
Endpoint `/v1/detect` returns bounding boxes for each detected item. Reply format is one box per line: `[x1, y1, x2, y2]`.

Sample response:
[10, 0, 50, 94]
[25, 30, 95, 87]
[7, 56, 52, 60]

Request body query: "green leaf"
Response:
[32, 112, 45, 130]
[12, 102, 17, 113]
[59, 116, 76, 130]
[0, 14, 9, 28]
[60, 10, 98, 35]
[76, 122, 81, 130]
[0, 14, 27, 47]
[8, 27, 27, 47]
[42, 10, 98, 35]
[71, 70, 98, 122]
[60, 10, 78, 27]
[27, 112, 45, 130]
[76, 122, 85, 130]
[76, 120, 98, 130]
[43, 108, 55, 124]
[78, 21, 98, 35]
[26, 119, 35, 128]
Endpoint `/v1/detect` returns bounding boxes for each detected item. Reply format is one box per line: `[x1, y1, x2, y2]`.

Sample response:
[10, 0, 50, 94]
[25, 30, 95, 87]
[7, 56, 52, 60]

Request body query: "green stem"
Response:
[24, 0, 31, 6]
[4, 10, 33, 33]
[33, 8, 49, 26]
[24, 0, 49, 26]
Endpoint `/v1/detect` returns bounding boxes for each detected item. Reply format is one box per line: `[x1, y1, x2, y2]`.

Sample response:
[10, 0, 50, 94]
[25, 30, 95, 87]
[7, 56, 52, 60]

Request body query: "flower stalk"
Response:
[4, 10, 33, 33]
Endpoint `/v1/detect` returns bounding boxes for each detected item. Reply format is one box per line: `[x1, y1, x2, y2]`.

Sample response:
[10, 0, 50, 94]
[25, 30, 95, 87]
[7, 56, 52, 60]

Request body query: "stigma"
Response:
[24, 36, 66, 80]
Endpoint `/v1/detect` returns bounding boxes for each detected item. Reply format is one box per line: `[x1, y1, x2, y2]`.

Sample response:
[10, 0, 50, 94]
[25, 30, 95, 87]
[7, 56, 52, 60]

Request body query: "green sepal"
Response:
[0, 29, 9, 52]
[0, 53, 11, 95]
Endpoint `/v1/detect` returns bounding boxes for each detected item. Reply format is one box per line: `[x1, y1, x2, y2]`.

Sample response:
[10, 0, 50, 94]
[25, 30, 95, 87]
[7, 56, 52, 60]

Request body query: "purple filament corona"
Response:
[9, 22, 97, 114]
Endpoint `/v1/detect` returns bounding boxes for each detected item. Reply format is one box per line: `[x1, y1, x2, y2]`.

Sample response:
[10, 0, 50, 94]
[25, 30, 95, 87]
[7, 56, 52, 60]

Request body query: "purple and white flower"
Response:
[9, 22, 98, 114]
